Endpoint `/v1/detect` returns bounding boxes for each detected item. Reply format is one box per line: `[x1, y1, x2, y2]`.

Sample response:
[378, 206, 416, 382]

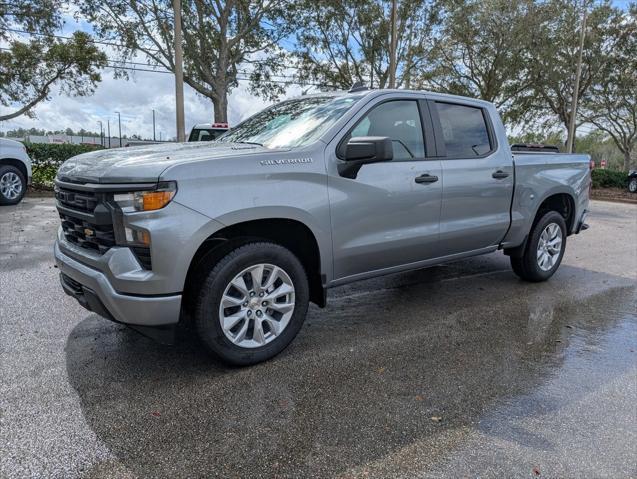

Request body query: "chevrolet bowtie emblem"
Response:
[84, 228, 95, 237]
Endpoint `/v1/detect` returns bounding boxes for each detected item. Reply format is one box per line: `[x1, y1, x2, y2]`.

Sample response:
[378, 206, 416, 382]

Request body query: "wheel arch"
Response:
[182, 217, 326, 320]
[504, 191, 576, 258]
[534, 191, 576, 233]
[0, 158, 29, 182]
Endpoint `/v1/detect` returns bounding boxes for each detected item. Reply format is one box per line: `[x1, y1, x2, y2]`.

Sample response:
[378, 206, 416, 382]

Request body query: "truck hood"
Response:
[57, 142, 272, 183]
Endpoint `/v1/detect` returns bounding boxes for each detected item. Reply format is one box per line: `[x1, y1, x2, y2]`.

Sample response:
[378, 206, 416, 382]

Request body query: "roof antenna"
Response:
[349, 81, 369, 93]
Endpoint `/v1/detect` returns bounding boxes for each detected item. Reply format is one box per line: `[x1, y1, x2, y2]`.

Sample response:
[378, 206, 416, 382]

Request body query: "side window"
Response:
[344, 100, 425, 160]
[435, 102, 492, 157]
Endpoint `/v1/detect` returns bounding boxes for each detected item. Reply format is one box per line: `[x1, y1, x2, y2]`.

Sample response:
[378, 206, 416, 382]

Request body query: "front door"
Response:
[328, 98, 443, 282]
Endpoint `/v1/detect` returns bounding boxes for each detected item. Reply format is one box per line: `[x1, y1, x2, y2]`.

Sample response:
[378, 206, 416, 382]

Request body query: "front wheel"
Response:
[0, 165, 26, 205]
[628, 178, 637, 193]
[194, 242, 309, 366]
[510, 211, 567, 282]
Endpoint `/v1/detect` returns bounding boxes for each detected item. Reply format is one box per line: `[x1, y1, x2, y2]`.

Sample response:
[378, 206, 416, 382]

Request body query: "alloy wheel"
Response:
[536, 223, 562, 271]
[0, 172, 22, 200]
[218, 263, 295, 348]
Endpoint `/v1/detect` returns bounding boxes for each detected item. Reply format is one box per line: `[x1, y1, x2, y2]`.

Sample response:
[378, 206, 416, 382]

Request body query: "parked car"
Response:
[628, 170, 637, 193]
[0, 138, 32, 205]
[188, 122, 229, 142]
[53, 88, 591, 365]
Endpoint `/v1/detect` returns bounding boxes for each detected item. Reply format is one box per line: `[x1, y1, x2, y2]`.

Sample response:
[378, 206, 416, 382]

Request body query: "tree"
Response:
[0, 0, 60, 36]
[0, 0, 107, 121]
[510, 0, 626, 149]
[581, 5, 636, 171]
[292, 0, 439, 90]
[418, 0, 539, 116]
[78, 0, 295, 122]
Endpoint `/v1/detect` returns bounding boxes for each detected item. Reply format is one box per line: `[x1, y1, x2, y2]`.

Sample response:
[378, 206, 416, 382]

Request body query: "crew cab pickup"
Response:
[54, 89, 590, 365]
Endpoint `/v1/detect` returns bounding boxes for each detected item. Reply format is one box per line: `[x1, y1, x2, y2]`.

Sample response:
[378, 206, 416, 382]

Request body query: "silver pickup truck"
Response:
[54, 89, 590, 365]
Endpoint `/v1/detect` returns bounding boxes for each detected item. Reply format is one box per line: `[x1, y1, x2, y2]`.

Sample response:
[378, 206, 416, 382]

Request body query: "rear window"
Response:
[188, 128, 227, 142]
[435, 102, 492, 157]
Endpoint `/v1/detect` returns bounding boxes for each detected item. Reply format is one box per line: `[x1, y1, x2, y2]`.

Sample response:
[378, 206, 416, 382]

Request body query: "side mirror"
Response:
[339, 136, 393, 179]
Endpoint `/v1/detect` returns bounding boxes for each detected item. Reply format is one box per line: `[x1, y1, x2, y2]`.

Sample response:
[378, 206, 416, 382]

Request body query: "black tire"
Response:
[0, 165, 26, 205]
[194, 241, 309, 366]
[510, 211, 567, 282]
[628, 178, 637, 194]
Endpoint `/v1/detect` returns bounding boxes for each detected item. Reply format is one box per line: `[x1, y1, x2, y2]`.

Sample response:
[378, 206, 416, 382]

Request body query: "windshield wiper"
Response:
[233, 140, 263, 146]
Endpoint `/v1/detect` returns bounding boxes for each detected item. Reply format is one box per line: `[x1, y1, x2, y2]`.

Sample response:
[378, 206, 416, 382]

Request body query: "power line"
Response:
[4, 27, 305, 70]
[3, 27, 158, 51]
[0, 45, 334, 87]
[101, 63, 337, 87]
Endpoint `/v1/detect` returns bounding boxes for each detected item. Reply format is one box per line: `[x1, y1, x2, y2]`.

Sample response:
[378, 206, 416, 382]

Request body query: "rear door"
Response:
[327, 96, 443, 281]
[428, 99, 514, 256]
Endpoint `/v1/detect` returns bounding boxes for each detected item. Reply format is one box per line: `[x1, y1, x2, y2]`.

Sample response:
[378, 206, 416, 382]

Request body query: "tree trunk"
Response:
[624, 150, 632, 172]
[212, 92, 228, 123]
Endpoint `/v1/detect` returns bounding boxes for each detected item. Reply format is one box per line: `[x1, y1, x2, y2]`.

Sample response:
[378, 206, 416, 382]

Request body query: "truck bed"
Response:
[502, 152, 591, 248]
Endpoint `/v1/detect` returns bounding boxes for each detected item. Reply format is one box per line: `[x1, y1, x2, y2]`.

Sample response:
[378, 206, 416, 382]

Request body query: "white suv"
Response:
[0, 138, 32, 205]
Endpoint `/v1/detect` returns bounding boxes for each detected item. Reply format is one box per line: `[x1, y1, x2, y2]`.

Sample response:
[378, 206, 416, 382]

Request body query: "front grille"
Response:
[55, 188, 99, 213]
[56, 183, 152, 269]
[59, 213, 116, 254]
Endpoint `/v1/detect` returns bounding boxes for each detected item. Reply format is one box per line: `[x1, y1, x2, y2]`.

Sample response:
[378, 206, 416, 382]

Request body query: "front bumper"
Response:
[54, 240, 181, 327]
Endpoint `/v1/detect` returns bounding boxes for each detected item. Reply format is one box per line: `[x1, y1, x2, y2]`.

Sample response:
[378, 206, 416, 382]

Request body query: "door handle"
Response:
[415, 174, 439, 184]
[492, 170, 510, 179]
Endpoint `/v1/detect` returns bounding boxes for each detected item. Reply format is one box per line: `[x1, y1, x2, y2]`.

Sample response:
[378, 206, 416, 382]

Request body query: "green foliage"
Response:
[0, 0, 61, 37]
[509, 1, 625, 147]
[292, 0, 439, 89]
[591, 169, 628, 189]
[0, 32, 107, 121]
[508, 131, 565, 149]
[27, 143, 103, 188]
[582, 5, 637, 171]
[421, 0, 538, 113]
[1, 127, 101, 138]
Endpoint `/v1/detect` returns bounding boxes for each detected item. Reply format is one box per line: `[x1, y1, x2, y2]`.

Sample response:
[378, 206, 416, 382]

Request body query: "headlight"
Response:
[114, 181, 177, 212]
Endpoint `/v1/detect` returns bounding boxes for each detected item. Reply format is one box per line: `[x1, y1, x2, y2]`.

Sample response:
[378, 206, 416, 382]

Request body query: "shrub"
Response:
[591, 169, 627, 189]
[26, 143, 103, 189]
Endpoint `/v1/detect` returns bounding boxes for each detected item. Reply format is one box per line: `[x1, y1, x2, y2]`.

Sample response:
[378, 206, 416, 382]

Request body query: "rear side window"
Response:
[435, 102, 492, 157]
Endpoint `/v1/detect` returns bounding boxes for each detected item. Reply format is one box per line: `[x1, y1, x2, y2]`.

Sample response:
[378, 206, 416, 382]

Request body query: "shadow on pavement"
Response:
[65, 263, 636, 478]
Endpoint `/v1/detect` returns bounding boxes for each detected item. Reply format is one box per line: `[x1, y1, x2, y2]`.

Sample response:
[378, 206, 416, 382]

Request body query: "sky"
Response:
[0, 1, 632, 139]
[0, 6, 305, 139]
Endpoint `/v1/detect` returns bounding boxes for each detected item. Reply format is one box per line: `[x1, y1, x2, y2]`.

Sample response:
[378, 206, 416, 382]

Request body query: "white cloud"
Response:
[0, 69, 303, 140]
[0, 8, 310, 138]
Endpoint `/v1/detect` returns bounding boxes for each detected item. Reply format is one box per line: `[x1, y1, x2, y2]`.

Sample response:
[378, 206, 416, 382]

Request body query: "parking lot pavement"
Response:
[0, 197, 635, 479]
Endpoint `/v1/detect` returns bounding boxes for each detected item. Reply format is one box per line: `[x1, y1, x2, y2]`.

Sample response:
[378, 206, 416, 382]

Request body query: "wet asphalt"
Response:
[0, 197, 635, 479]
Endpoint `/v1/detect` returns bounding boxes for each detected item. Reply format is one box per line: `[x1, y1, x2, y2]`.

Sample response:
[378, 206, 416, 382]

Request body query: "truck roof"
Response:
[294, 88, 495, 108]
[192, 123, 229, 130]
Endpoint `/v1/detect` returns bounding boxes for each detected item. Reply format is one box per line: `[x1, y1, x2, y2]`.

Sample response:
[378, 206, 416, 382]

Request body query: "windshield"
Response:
[218, 95, 363, 148]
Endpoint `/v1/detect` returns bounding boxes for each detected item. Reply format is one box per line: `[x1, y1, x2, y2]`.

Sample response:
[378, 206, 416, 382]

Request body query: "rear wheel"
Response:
[628, 178, 637, 193]
[510, 211, 567, 282]
[0, 165, 26, 205]
[194, 242, 309, 366]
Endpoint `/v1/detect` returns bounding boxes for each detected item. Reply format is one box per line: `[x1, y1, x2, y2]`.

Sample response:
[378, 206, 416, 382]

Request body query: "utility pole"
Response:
[152, 109, 156, 141]
[566, 5, 587, 154]
[370, 37, 376, 89]
[388, 0, 398, 88]
[107, 120, 111, 148]
[173, 0, 186, 142]
[115, 111, 122, 147]
[98, 121, 103, 147]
